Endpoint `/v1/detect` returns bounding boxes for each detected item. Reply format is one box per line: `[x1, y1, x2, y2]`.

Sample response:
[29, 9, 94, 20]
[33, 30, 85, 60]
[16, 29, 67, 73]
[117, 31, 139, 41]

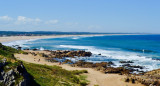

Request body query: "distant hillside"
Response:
[0, 31, 134, 36]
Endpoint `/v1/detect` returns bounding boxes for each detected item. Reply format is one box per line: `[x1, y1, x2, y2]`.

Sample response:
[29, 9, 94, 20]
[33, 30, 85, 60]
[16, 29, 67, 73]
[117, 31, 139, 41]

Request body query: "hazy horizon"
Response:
[0, 0, 160, 33]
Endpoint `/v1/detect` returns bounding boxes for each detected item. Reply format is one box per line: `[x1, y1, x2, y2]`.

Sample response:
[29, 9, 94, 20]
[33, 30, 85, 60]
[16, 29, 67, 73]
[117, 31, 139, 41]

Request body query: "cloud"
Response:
[45, 20, 59, 24]
[15, 16, 41, 24]
[0, 16, 60, 26]
[0, 15, 86, 31]
[0, 16, 13, 21]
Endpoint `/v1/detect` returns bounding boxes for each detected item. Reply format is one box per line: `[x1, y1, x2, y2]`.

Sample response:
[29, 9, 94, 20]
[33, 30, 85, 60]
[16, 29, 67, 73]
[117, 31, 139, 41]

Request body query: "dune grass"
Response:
[23, 62, 89, 86]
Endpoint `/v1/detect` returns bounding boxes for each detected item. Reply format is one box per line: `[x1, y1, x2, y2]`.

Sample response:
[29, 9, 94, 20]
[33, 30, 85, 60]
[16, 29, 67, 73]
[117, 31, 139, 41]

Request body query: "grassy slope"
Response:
[23, 62, 88, 86]
[0, 43, 88, 86]
[0, 43, 25, 85]
[0, 43, 22, 70]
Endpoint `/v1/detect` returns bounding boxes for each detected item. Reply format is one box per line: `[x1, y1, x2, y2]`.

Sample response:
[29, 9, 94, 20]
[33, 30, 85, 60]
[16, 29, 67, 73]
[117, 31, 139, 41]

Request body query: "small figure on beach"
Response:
[34, 58, 36, 61]
[38, 59, 40, 62]
[59, 62, 61, 65]
[59, 61, 62, 65]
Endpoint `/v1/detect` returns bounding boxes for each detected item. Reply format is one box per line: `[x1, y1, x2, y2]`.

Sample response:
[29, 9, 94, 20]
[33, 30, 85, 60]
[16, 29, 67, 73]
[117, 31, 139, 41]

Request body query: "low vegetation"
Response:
[23, 62, 88, 86]
[0, 43, 23, 60]
[0, 43, 88, 86]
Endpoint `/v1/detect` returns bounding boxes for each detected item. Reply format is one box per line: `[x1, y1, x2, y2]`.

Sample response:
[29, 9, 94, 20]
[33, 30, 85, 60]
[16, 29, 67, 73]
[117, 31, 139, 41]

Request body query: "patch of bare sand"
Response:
[15, 53, 144, 86]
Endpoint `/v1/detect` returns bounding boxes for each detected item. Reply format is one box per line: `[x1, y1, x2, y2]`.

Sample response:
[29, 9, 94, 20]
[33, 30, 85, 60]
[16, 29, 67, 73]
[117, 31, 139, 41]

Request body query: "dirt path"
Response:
[15, 53, 144, 86]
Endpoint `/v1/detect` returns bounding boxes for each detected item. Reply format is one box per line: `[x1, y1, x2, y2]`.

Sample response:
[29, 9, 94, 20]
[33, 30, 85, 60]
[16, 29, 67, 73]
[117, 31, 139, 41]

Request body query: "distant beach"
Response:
[0, 34, 137, 43]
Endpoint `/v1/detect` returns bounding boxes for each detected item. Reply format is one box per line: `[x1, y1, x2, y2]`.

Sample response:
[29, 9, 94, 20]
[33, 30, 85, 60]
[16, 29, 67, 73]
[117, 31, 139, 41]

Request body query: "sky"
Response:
[0, 0, 160, 33]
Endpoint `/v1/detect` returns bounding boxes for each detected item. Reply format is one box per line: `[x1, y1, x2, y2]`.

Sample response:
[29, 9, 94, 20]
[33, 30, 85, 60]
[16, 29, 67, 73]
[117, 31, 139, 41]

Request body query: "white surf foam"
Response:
[2, 39, 38, 48]
[40, 47, 45, 50]
[71, 35, 105, 40]
[59, 45, 160, 71]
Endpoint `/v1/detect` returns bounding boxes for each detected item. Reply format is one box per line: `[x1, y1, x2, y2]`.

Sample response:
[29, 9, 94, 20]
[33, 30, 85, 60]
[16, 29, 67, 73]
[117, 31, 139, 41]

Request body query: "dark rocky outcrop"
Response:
[32, 48, 38, 51]
[24, 50, 92, 63]
[105, 67, 130, 74]
[125, 68, 160, 86]
[119, 61, 134, 63]
[49, 50, 92, 58]
[0, 61, 39, 86]
[71, 60, 130, 74]
[25, 50, 92, 59]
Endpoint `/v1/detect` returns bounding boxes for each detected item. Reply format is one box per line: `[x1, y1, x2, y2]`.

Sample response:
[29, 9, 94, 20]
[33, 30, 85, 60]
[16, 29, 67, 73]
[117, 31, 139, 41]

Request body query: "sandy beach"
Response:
[15, 50, 144, 86]
[0, 34, 138, 43]
[0, 35, 100, 43]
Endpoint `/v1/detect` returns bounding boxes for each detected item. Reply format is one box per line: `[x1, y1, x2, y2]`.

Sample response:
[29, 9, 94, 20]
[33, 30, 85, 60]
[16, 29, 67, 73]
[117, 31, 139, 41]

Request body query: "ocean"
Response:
[3, 34, 160, 72]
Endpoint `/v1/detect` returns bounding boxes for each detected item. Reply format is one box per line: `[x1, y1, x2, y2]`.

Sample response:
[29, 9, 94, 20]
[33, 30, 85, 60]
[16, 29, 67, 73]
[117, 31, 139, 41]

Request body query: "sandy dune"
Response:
[15, 52, 144, 86]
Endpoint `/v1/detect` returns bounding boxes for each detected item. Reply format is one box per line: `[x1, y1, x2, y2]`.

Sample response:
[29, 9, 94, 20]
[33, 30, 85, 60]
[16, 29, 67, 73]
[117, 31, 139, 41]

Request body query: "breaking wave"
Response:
[59, 45, 160, 71]
[2, 39, 38, 48]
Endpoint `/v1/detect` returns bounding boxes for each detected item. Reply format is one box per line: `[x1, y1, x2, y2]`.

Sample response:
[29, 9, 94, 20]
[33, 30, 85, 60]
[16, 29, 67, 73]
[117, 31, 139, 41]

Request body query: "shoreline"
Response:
[1, 33, 156, 86]
[1, 33, 155, 73]
[15, 50, 144, 86]
[0, 34, 139, 43]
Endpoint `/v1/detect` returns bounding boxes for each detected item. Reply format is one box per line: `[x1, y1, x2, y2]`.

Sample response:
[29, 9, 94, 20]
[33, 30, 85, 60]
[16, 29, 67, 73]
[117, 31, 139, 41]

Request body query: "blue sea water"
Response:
[3, 34, 160, 71]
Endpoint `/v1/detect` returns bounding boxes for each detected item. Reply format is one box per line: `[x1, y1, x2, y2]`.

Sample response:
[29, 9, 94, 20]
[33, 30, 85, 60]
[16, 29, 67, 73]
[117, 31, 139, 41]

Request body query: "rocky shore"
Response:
[23, 49, 144, 72]
[126, 69, 160, 86]
[20, 49, 160, 86]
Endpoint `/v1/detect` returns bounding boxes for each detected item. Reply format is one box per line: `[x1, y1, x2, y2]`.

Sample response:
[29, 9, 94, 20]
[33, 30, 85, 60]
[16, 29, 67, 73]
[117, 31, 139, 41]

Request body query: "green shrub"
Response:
[0, 43, 22, 59]
[80, 81, 88, 86]
[23, 62, 88, 86]
[72, 70, 88, 75]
